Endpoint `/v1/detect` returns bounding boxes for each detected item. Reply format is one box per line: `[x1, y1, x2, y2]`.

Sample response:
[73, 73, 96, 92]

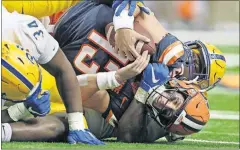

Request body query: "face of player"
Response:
[182, 50, 202, 80]
[152, 90, 185, 119]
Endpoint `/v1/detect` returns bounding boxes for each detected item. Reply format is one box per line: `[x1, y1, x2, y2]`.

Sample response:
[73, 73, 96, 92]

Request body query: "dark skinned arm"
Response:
[42, 48, 82, 113]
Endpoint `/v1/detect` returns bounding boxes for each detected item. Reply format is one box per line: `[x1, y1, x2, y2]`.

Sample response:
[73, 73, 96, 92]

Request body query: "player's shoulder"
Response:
[4, 10, 39, 25]
[67, 1, 113, 23]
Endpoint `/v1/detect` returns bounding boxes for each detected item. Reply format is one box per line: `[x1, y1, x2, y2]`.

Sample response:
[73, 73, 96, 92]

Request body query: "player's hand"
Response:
[115, 29, 150, 61]
[24, 90, 50, 117]
[67, 112, 104, 145]
[140, 63, 170, 92]
[115, 50, 150, 83]
[113, 0, 150, 16]
[135, 63, 170, 104]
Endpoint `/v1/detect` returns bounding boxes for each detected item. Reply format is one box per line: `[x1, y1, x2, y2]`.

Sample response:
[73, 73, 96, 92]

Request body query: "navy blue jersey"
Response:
[54, 1, 130, 74]
[54, 1, 138, 121]
[53, 1, 181, 122]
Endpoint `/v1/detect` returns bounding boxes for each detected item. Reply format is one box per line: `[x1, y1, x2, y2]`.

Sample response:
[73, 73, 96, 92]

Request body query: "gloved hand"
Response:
[135, 63, 170, 104]
[24, 90, 50, 117]
[140, 63, 170, 92]
[67, 112, 104, 145]
[113, 0, 150, 16]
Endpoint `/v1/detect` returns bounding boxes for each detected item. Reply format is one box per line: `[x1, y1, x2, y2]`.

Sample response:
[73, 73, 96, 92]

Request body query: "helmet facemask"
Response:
[182, 41, 212, 90]
[145, 79, 209, 135]
[145, 84, 187, 129]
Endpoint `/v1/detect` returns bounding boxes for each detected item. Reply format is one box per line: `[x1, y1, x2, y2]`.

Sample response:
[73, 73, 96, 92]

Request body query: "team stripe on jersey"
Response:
[159, 41, 184, 65]
[2, 59, 33, 90]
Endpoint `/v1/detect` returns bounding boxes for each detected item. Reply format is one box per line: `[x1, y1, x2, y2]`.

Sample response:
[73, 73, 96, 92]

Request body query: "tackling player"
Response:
[2, 0, 226, 143]
[1, 60, 210, 143]
[52, 0, 225, 141]
[2, 0, 150, 62]
[1, 6, 103, 145]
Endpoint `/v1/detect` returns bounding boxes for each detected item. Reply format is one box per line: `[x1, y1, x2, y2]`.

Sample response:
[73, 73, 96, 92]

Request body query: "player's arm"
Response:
[2, 0, 80, 18]
[77, 51, 150, 105]
[113, 2, 151, 61]
[41, 49, 82, 114]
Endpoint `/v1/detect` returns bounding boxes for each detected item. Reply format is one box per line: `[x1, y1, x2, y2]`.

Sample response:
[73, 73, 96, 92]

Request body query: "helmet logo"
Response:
[210, 54, 225, 62]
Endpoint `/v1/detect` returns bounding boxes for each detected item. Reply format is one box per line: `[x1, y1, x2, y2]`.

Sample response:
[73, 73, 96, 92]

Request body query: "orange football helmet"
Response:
[146, 79, 210, 135]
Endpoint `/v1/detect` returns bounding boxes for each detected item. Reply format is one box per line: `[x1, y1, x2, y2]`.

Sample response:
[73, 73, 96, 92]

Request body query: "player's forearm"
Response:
[42, 49, 83, 113]
[77, 71, 122, 101]
[55, 65, 83, 113]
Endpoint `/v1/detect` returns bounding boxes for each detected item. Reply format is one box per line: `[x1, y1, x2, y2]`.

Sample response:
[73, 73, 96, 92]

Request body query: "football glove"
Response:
[113, 0, 150, 16]
[24, 90, 50, 117]
[67, 112, 104, 145]
[135, 63, 170, 104]
[140, 63, 170, 92]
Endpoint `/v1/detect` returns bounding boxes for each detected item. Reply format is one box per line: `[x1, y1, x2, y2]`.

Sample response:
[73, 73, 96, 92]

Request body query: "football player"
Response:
[52, 0, 225, 141]
[2, 63, 210, 143]
[2, 0, 150, 62]
[53, 1, 226, 92]
[1, 6, 104, 145]
[2, 0, 225, 143]
[1, 40, 153, 142]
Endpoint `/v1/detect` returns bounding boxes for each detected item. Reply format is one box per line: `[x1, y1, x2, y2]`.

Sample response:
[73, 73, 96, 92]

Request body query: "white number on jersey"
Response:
[74, 30, 129, 74]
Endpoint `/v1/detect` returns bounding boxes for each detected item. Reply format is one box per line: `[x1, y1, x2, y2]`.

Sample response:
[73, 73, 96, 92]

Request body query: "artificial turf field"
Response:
[2, 46, 239, 149]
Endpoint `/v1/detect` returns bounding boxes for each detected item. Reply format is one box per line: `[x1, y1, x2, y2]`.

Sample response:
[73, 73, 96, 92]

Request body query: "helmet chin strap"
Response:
[183, 76, 199, 84]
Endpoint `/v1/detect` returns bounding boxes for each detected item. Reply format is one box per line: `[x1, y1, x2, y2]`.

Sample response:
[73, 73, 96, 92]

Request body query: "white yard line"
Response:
[210, 110, 239, 120]
[224, 54, 239, 67]
[200, 131, 239, 136]
[184, 139, 239, 145]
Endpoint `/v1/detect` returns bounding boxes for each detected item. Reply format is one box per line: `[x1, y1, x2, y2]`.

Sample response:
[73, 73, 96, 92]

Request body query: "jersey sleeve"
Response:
[2, 0, 80, 18]
[17, 15, 59, 64]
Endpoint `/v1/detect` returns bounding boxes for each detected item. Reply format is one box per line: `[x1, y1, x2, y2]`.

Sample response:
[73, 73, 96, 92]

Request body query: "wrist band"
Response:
[8, 103, 32, 122]
[97, 71, 121, 90]
[113, 8, 134, 31]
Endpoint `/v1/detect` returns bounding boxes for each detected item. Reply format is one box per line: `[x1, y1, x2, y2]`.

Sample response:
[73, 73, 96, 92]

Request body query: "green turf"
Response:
[189, 119, 239, 142]
[2, 141, 238, 149]
[217, 45, 239, 54]
[2, 45, 239, 149]
[207, 92, 239, 111]
[2, 119, 239, 149]
[226, 66, 239, 73]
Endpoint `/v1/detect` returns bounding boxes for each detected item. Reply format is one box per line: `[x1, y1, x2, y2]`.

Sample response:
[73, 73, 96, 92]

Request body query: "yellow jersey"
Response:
[2, 0, 80, 18]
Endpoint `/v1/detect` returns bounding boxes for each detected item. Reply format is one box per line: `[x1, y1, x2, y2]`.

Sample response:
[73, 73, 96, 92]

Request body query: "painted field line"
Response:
[184, 139, 239, 145]
[200, 131, 239, 136]
[224, 54, 239, 67]
[210, 110, 239, 120]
